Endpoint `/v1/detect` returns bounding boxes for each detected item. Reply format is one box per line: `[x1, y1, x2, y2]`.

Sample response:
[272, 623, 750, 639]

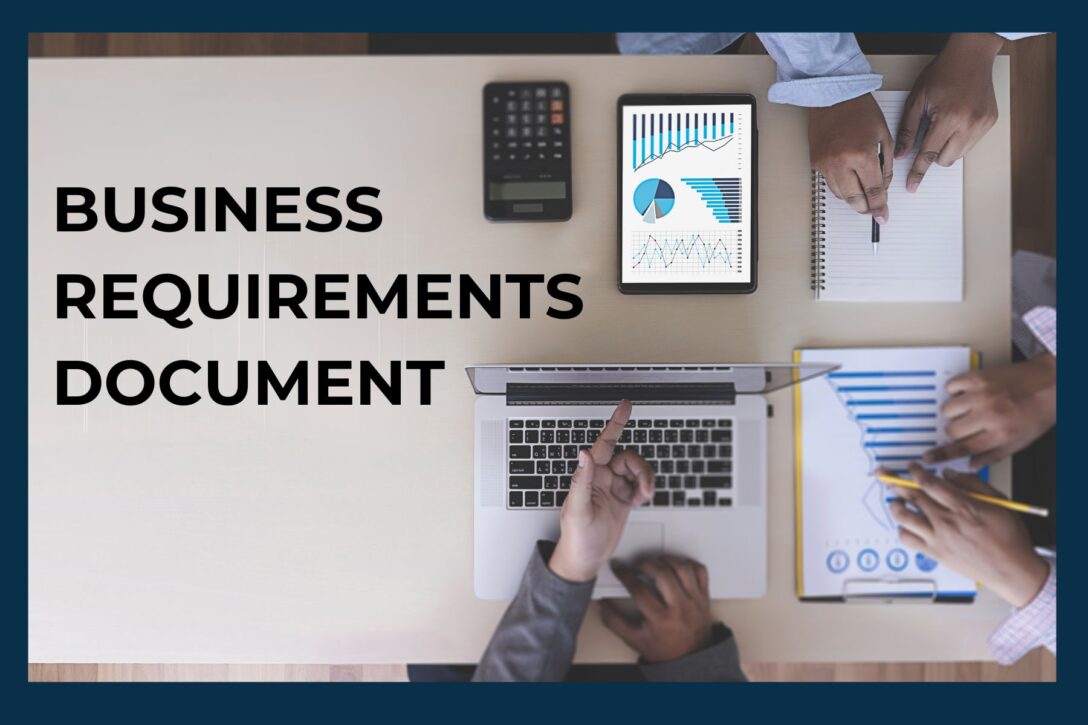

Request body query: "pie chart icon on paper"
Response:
[633, 178, 675, 223]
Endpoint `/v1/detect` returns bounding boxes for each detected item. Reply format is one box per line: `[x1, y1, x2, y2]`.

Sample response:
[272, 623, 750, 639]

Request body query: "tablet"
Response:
[617, 94, 757, 294]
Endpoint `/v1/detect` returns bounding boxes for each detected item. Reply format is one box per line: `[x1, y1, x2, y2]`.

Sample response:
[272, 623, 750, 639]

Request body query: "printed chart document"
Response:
[812, 91, 964, 302]
[794, 346, 978, 600]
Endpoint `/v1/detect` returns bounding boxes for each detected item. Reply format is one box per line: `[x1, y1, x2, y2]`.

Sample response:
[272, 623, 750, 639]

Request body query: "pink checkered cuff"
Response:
[988, 553, 1057, 665]
[1023, 306, 1057, 356]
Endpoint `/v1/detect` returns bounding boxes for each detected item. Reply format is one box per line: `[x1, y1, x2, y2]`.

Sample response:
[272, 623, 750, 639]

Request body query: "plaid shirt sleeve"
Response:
[988, 552, 1057, 665]
[986, 306, 1059, 664]
[1023, 306, 1057, 356]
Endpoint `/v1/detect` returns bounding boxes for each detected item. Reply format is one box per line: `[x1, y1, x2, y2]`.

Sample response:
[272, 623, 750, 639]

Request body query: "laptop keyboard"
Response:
[507, 417, 733, 509]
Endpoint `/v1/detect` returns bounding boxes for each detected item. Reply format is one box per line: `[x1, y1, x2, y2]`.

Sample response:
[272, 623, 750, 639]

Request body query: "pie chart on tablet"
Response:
[633, 178, 675, 223]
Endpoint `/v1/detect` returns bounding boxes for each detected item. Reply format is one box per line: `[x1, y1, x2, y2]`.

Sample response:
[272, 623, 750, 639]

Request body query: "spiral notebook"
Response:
[811, 91, 964, 302]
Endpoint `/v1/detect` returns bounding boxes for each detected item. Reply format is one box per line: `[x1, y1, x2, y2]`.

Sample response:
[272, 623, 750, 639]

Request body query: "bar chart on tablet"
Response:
[631, 110, 737, 171]
[682, 178, 743, 223]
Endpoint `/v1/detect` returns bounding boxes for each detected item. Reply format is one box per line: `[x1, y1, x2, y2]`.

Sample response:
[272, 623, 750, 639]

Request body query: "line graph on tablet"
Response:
[629, 230, 745, 275]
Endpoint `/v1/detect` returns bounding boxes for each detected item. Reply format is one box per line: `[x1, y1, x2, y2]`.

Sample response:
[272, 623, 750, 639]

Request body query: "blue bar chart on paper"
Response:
[827, 368, 941, 531]
[795, 346, 979, 599]
[816, 348, 982, 531]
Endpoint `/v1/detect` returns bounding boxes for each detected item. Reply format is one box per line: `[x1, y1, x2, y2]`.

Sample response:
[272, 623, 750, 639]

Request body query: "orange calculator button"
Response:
[550, 113, 564, 125]
[549, 99, 564, 112]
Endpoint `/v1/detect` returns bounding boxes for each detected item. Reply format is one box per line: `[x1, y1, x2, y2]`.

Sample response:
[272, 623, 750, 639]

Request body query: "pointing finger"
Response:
[591, 400, 632, 465]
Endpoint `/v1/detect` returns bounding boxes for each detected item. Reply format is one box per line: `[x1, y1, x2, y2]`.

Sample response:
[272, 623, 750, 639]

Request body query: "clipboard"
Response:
[793, 346, 981, 604]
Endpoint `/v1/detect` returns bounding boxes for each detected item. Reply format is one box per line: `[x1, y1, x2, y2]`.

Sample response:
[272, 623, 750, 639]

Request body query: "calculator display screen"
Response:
[488, 181, 567, 201]
[621, 103, 753, 286]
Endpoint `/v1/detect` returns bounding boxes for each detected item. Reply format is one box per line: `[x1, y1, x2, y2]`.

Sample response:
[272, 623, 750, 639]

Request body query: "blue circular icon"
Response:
[857, 548, 880, 572]
[886, 548, 909, 572]
[633, 178, 675, 222]
[826, 550, 849, 574]
[915, 553, 939, 573]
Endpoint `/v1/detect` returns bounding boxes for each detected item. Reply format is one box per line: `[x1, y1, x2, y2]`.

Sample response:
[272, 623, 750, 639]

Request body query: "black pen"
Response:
[872, 141, 884, 256]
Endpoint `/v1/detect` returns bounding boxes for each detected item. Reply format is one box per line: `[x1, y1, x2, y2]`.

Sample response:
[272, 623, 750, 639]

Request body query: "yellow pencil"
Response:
[877, 473, 1049, 518]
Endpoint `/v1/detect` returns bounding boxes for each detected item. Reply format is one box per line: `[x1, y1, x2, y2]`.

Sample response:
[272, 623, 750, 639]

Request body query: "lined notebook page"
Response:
[816, 91, 963, 302]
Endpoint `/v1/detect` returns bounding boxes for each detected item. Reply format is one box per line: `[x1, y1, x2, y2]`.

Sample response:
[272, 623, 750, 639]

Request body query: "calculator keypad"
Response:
[486, 83, 568, 166]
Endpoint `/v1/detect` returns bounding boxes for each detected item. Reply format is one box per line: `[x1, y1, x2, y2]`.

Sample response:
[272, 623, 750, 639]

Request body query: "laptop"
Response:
[467, 363, 836, 599]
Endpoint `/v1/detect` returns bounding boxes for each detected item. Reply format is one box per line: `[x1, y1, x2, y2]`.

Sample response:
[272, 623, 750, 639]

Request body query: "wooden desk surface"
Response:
[28, 54, 1011, 663]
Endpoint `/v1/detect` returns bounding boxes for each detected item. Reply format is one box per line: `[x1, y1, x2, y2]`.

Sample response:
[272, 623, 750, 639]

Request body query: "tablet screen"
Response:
[621, 102, 753, 288]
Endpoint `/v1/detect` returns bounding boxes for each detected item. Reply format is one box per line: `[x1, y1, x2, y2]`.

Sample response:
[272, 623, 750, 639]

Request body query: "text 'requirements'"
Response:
[54, 186, 585, 407]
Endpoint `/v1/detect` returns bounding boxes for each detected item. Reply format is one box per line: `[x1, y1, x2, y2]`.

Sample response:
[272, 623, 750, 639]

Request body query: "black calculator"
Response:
[483, 81, 572, 222]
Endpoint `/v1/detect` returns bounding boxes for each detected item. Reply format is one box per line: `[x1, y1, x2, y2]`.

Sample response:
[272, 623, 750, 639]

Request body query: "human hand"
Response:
[925, 354, 1056, 470]
[548, 400, 654, 583]
[895, 33, 1004, 191]
[600, 555, 715, 663]
[888, 463, 1049, 608]
[809, 93, 894, 223]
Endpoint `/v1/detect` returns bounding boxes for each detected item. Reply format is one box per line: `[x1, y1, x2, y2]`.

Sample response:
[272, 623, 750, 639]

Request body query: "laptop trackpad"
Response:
[596, 523, 664, 589]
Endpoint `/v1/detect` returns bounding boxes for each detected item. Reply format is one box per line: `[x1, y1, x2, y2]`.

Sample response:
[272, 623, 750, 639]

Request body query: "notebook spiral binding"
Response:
[811, 169, 827, 292]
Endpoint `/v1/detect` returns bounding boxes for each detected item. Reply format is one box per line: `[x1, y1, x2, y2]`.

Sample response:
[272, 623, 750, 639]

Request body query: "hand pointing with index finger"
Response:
[589, 398, 632, 465]
[547, 400, 654, 583]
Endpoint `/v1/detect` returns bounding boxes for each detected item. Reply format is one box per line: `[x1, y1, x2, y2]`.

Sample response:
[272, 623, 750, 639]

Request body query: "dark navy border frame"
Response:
[8, 3, 1073, 718]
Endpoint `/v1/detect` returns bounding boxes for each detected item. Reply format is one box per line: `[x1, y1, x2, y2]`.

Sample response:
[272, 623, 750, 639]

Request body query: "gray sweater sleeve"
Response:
[638, 623, 748, 681]
[472, 540, 594, 682]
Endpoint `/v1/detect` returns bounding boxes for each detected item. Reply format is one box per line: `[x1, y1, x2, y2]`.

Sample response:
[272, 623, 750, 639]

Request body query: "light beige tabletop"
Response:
[28, 54, 1011, 663]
